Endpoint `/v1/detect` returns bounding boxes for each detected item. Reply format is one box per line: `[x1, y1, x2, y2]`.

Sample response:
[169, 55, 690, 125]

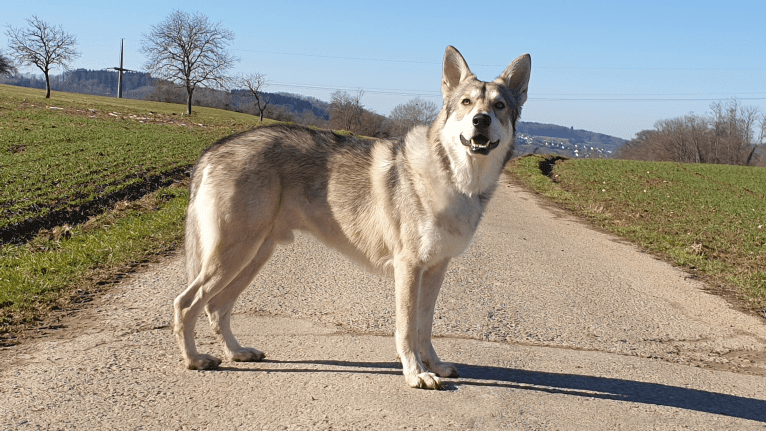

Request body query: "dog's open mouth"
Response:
[460, 134, 499, 155]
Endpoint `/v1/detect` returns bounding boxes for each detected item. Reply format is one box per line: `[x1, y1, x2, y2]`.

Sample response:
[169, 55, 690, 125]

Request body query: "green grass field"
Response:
[508, 155, 766, 309]
[0, 85, 272, 341]
[0, 84, 273, 243]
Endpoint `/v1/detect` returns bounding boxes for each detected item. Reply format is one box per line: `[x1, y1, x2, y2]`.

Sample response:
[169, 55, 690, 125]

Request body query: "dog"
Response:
[173, 46, 530, 389]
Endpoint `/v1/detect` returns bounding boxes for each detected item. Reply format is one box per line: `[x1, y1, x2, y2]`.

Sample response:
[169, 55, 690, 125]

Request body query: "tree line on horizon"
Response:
[617, 99, 766, 167]
[0, 65, 437, 139]
[0, 12, 437, 139]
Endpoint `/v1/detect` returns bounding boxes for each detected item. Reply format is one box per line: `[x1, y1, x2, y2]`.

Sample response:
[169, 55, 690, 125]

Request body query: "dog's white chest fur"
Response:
[403, 129, 486, 262]
[416, 192, 482, 262]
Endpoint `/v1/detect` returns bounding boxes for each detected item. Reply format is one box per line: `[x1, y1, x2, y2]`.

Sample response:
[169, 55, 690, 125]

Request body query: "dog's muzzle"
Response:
[460, 134, 499, 156]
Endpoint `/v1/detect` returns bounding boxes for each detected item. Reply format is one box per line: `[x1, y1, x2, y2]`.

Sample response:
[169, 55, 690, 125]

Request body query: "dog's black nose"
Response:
[473, 113, 491, 128]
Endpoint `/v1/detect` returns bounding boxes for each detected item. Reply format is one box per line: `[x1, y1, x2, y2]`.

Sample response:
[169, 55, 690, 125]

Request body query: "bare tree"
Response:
[0, 50, 17, 76]
[737, 104, 763, 166]
[238, 73, 270, 122]
[709, 99, 761, 165]
[357, 110, 389, 138]
[141, 10, 238, 115]
[616, 129, 663, 161]
[5, 16, 80, 98]
[330, 90, 365, 132]
[388, 97, 439, 137]
[754, 115, 766, 166]
[619, 99, 765, 166]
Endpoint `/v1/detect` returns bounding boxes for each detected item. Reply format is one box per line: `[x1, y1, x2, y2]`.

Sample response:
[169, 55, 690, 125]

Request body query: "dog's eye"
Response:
[461, 98, 471, 105]
[495, 102, 505, 109]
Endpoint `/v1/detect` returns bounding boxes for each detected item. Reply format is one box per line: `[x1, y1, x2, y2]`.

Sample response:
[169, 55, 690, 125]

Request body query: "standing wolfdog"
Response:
[174, 46, 530, 389]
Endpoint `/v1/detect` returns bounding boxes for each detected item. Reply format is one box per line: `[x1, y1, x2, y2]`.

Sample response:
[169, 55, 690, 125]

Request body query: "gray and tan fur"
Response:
[173, 46, 531, 389]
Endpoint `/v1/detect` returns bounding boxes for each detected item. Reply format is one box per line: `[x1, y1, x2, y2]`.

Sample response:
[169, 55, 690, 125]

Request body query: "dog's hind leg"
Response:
[417, 259, 459, 378]
[174, 211, 273, 370]
[204, 237, 276, 362]
[174, 166, 284, 370]
[174, 259, 247, 370]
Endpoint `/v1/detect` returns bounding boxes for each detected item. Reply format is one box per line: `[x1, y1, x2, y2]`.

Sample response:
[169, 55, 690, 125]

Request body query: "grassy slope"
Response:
[0, 85, 272, 340]
[0, 84, 272, 237]
[508, 154, 766, 309]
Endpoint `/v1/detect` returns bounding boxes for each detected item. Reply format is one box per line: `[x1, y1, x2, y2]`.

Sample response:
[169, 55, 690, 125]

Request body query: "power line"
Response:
[233, 48, 766, 71]
[268, 81, 766, 102]
[232, 49, 438, 65]
[533, 97, 766, 102]
[535, 92, 766, 97]
[269, 81, 440, 97]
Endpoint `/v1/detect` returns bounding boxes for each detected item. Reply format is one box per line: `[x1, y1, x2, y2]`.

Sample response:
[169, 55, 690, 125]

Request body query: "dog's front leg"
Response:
[418, 259, 459, 378]
[394, 258, 442, 389]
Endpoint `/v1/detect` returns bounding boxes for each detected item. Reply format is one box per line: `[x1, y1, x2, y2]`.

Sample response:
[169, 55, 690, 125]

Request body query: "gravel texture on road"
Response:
[2, 176, 766, 430]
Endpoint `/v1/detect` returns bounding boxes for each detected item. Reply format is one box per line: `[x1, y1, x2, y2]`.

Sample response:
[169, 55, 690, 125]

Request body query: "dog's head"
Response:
[438, 46, 531, 157]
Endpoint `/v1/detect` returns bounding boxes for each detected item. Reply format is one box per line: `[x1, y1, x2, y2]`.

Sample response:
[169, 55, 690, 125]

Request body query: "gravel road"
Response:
[2, 175, 766, 430]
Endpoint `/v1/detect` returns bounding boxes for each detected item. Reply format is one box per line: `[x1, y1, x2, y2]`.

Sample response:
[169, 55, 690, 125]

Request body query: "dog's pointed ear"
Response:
[496, 53, 531, 106]
[441, 46, 474, 99]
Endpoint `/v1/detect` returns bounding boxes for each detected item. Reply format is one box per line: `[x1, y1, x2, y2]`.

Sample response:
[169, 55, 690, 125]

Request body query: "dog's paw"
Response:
[229, 347, 265, 362]
[405, 372, 443, 390]
[427, 361, 459, 378]
[186, 353, 222, 370]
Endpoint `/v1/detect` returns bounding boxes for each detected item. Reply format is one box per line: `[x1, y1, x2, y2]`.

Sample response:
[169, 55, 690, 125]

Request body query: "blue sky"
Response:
[2, 0, 764, 139]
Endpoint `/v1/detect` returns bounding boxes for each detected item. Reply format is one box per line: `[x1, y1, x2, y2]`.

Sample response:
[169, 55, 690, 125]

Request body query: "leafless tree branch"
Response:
[330, 90, 365, 132]
[388, 97, 439, 137]
[0, 50, 17, 76]
[141, 10, 238, 115]
[238, 73, 270, 122]
[618, 99, 766, 166]
[5, 16, 80, 98]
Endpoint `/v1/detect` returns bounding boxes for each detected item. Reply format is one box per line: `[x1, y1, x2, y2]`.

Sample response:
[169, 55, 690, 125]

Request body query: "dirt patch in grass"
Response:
[1, 166, 189, 245]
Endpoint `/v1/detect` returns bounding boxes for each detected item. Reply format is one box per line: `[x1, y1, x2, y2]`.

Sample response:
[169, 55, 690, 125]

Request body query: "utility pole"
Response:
[110, 39, 134, 98]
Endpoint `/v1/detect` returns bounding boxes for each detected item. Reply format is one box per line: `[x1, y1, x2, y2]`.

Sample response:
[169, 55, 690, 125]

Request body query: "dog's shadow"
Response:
[218, 359, 766, 423]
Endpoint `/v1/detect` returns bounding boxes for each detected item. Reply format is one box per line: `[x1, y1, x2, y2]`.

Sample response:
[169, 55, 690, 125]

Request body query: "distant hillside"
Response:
[515, 121, 626, 158]
[0, 69, 153, 98]
[0, 69, 625, 157]
[517, 122, 625, 150]
[230, 90, 330, 120]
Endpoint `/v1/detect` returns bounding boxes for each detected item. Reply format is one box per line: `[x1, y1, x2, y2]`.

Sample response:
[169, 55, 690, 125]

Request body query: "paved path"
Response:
[2, 176, 766, 430]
